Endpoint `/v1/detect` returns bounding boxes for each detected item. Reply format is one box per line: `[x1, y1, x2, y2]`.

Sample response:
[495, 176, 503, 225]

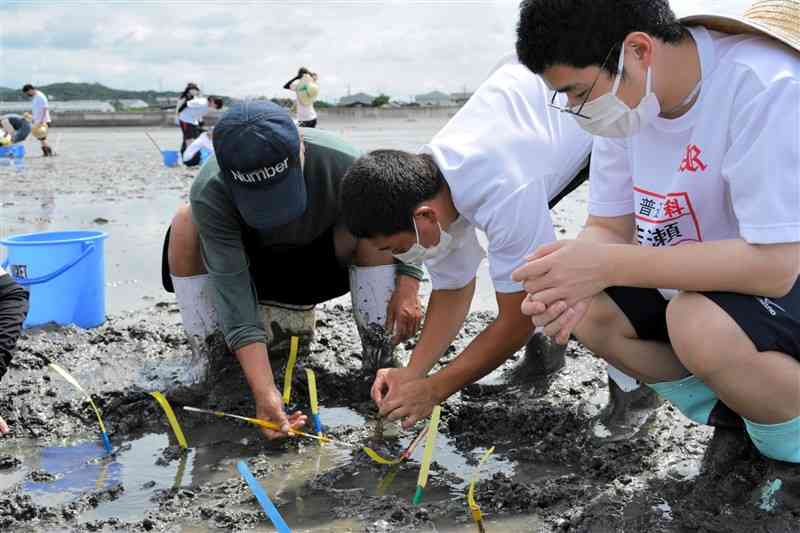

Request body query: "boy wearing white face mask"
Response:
[513, 0, 800, 472]
[339, 57, 612, 430]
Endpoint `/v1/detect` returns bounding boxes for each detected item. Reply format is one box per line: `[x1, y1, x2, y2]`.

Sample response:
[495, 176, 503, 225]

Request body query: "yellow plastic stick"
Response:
[282, 336, 300, 405]
[49, 363, 109, 434]
[413, 405, 442, 504]
[362, 446, 401, 465]
[149, 392, 188, 449]
[467, 446, 495, 528]
[183, 406, 400, 464]
[304, 368, 323, 441]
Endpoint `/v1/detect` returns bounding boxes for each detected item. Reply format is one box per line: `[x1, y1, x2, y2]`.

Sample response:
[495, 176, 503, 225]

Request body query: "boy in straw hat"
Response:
[512, 0, 800, 484]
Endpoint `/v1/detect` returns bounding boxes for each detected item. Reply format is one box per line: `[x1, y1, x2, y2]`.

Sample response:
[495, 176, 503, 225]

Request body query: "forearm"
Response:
[427, 307, 533, 402]
[606, 240, 800, 297]
[407, 280, 475, 376]
[235, 342, 276, 400]
[578, 215, 634, 245]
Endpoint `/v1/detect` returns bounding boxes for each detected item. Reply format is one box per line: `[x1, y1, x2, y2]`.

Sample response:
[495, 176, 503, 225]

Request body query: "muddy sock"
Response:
[350, 265, 396, 365]
[744, 416, 800, 463]
[171, 273, 220, 342]
[647, 375, 717, 425]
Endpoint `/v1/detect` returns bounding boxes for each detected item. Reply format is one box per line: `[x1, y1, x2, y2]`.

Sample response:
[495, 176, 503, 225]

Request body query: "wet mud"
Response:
[0, 302, 797, 532]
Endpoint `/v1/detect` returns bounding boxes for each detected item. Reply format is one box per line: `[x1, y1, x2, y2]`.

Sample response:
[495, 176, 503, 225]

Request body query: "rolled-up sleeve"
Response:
[191, 195, 266, 352]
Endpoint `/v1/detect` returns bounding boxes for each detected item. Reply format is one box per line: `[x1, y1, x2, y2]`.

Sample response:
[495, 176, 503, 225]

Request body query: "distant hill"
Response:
[0, 82, 228, 104]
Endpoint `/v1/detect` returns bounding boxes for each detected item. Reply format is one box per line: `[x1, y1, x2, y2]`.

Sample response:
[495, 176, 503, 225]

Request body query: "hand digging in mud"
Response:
[236, 342, 307, 440]
[0, 415, 9, 434]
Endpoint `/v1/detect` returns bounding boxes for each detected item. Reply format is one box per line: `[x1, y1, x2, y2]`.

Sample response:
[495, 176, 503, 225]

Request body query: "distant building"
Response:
[338, 92, 375, 107]
[450, 92, 473, 105]
[415, 91, 454, 106]
[0, 100, 114, 113]
[155, 96, 180, 106]
[116, 99, 150, 110]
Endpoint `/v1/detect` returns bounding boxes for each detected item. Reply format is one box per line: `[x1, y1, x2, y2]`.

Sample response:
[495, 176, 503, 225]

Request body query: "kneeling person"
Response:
[164, 101, 424, 439]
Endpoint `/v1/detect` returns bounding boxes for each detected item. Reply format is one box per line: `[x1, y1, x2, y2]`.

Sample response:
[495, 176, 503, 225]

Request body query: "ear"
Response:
[624, 32, 655, 66]
[413, 205, 437, 222]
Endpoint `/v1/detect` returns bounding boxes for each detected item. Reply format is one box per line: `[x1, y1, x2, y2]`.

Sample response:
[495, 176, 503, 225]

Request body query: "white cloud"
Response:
[0, 0, 752, 99]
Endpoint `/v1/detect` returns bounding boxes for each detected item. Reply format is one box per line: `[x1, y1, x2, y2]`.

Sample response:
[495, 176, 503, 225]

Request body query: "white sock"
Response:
[607, 363, 640, 392]
[171, 273, 219, 342]
[350, 265, 396, 334]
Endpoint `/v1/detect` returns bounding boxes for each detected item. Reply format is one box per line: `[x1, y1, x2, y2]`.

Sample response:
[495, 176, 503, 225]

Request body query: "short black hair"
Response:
[21, 84, 35, 93]
[516, 0, 688, 75]
[340, 150, 444, 238]
[209, 96, 224, 109]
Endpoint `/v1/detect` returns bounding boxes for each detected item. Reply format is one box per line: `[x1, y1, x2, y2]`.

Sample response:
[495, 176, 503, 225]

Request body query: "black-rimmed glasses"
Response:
[548, 45, 618, 120]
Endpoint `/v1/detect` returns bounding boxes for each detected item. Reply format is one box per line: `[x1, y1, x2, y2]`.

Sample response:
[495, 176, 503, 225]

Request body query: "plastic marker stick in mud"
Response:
[144, 131, 163, 154]
[282, 336, 300, 406]
[236, 461, 291, 533]
[304, 368, 323, 439]
[149, 392, 188, 449]
[49, 363, 113, 453]
[467, 446, 495, 533]
[413, 405, 443, 505]
[183, 406, 401, 464]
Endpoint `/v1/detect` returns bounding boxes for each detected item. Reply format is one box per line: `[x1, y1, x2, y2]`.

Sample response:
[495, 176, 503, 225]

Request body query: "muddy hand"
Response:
[386, 275, 422, 344]
[379, 377, 437, 430]
[0, 415, 8, 434]
[255, 387, 307, 440]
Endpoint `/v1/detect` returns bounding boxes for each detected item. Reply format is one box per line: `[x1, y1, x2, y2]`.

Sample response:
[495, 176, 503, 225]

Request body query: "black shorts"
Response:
[179, 121, 204, 166]
[606, 277, 800, 362]
[298, 119, 317, 128]
[161, 225, 351, 306]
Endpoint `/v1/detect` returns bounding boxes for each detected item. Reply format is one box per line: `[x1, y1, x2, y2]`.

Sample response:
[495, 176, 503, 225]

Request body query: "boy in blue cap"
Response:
[164, 101, 424, 438]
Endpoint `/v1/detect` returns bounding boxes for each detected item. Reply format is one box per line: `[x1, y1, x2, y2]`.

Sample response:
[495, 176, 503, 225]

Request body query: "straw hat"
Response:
[682, 0, 800, 53]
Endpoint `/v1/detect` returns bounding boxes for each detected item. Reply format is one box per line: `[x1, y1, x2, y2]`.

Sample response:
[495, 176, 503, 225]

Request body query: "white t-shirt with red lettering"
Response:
[589, 26, 800, 296]
[422, 58, 592, 293]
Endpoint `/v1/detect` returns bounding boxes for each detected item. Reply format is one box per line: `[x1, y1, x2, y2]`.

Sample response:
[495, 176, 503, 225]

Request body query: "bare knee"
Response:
[168, 204, 205, 277]
[575, 293, 637, 359]
[666, 292, 745, 380]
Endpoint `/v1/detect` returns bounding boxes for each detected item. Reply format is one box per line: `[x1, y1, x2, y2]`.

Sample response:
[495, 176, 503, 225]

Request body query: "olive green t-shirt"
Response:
[189, 128, 361, 351]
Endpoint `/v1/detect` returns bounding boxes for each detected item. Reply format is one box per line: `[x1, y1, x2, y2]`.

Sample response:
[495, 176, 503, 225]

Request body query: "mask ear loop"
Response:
[411, 216, 421, 245]
[611, 44, 626, 95]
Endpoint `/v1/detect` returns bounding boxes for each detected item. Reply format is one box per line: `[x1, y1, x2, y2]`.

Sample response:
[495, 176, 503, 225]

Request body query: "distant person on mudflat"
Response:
[21, 84, 53, 157]
[178, 95, 223, 167]
[0, 114, 31, 145]
[284, 67, 320, 128]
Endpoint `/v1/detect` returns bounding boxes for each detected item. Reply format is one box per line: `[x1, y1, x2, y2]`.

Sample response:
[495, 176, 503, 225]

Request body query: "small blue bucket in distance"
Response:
[162, 150, 180, 167]
[1, 230, 108, 328]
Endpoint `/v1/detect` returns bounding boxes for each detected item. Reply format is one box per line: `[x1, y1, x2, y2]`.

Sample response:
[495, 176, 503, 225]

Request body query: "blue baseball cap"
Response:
[213, 100, 307, 229]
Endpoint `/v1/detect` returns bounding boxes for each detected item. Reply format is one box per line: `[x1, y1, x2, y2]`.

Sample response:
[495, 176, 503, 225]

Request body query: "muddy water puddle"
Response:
[0, 401, 558, 531]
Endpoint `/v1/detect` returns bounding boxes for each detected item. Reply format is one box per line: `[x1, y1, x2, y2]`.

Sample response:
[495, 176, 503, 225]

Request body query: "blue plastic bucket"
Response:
[1, 230, 108, 328]
[200, 148, 211, 164]
[0, 144, 25, 159]
[162, 150, 180, 167]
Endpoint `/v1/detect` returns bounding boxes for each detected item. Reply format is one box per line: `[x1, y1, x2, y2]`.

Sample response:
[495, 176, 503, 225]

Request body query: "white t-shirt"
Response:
[421, 58, 592, 293]
[183, 132, 213, 162]
[178, 97, 210, 125]
[31, 91, 50, 124]
[290, 79, 317, 122]
[589, 27, 800, 296]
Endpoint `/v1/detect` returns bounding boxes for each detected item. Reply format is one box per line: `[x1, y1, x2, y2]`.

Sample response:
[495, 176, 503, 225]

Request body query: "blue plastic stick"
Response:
[101, 432, 113, 454]
[311, 413, 323, 435]
[236, 461, 291, 533]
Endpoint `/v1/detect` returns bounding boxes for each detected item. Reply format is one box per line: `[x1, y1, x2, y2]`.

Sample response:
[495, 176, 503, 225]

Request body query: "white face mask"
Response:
[572, 45, 661, 138]
[393, 218, 453, 265]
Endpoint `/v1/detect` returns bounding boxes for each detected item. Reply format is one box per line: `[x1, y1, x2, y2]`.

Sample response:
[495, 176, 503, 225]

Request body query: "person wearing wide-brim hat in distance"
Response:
[513, 0, 800, 507]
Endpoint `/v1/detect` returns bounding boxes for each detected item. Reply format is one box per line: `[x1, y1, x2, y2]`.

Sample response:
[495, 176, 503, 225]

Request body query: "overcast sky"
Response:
[1, 0, 751, 101]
